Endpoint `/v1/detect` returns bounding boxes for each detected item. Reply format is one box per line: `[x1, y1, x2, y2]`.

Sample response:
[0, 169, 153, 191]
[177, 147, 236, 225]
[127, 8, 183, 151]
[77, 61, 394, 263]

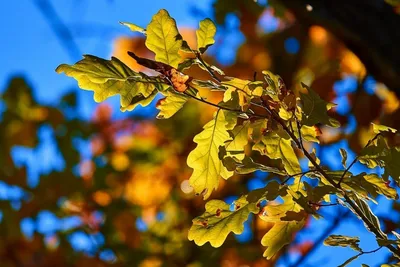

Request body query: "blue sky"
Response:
[0, 1, 394, 266]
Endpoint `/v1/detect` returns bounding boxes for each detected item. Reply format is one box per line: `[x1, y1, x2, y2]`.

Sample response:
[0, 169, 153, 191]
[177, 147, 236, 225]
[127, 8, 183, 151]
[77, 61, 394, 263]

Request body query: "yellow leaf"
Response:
[145, 9, 182, 68]
[188, 196, 258, 247]
[120, 21, 146, 34]
[223, 78, 263, 110]
[261, 132, 301, 175]
[187, 110, 236, 199]
[261, 220, 304, 259]
[56, 55, 164, 111]
[156, 91, 188, 119]
[196, 18, 216, 53]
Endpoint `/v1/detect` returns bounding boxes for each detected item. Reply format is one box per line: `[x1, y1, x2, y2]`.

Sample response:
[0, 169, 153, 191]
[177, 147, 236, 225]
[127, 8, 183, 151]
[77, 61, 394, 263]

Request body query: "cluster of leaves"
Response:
[57, 9, 400, 265]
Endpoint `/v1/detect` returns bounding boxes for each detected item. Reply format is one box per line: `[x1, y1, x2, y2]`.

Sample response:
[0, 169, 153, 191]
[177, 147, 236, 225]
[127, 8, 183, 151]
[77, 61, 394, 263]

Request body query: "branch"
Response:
[289, 210, 351, 267]
[34, 0, 81, 60]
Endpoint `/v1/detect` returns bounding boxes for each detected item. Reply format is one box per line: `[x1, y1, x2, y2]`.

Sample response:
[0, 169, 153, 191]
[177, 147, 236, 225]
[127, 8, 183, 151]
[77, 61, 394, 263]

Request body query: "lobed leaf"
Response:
[256, 132, 301, 175]
[324, 235, 362, 252]
[187, 110, 236, 199]
[145, 9, 182, 68]
[56, 55, 165, 111]
[196, 18, 217, 53]
[299, 83, 340, 127]
[188, 196, 259, 247]
[260, 186, 306, 259]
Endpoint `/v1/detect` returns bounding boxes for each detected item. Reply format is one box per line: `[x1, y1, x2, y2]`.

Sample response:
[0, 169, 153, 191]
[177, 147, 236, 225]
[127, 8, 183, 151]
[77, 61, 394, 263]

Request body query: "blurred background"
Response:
[1, 0, 400, 266]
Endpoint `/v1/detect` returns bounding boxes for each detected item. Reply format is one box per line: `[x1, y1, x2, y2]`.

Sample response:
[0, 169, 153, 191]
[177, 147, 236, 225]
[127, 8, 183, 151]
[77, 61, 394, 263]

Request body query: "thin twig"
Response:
[338, 133, 381, 185]
[194, 51, 221, 83]
[34, 0, 81, 59]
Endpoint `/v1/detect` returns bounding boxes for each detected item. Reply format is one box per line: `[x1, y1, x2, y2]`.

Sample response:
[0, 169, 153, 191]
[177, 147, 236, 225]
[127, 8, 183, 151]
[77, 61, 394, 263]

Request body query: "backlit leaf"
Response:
[346, 192, 387, 238]
[340, 148, 348, 168]
[261, 219, 304, 259]
[56, 55, 164, 110]
[187, 110, 236, 199]
[324, 235, 362, 252]
[260, 132, 301, 175]
[120, 21, 146, 34]
[145, 9, 182, 68]
[188, 196, 259, 247]
[372, 123, 397, 134]
[223, 78, 263, 110]
[196, 18, 217, 53]
[260, 186, 305, 259]
[156, 91, 188, 119]
[300, 83, 340, 127]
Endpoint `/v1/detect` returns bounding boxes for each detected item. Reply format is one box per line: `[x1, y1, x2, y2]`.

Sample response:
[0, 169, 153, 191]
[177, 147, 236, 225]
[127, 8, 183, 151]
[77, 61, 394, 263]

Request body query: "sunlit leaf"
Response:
[262, 70, 283, 101]
[145, 9, 182, 68]
[372, 123, 397, 134]
[324, 235, 362, 252]
[340, 148, 348, 168]
[196, 18, 217, 53]
[261, 219, 304, 259]
[223, 78, 263, 110]
[259, 132, 301, 175]
[260, 187, 305, 259]
[156, 91, 188, 119]
[187, 110, 236, 199]
[225, 121, 250, 159]
[188, 196, 259, 247]
[120, 21, 146, 34]
[299, 83, 340, 127]
[56, 55, 165, 110]
[346, 192, 387, 238]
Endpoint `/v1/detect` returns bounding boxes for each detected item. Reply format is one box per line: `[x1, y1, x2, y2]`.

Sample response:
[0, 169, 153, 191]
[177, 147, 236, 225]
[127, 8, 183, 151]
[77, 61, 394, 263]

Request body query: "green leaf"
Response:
[56, 55, 164, 110]
[382, 147, 400, 183]
[120, 21, 146, 34]
[261, 219, 304, 259]
[260, 132, 301, 175]
[156, 91, 188, 119]
[372, 123, 397, 134]
[121, 89, 158, 112]
[340, 148, 348, 168]
[188, 196, 259, 247]
[187, 110, 236, 199]
[196, 18, 217, 53]
[145, 9, 182, 68]
[324, 235, 362, 252]
[299, 83, 340, 127]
